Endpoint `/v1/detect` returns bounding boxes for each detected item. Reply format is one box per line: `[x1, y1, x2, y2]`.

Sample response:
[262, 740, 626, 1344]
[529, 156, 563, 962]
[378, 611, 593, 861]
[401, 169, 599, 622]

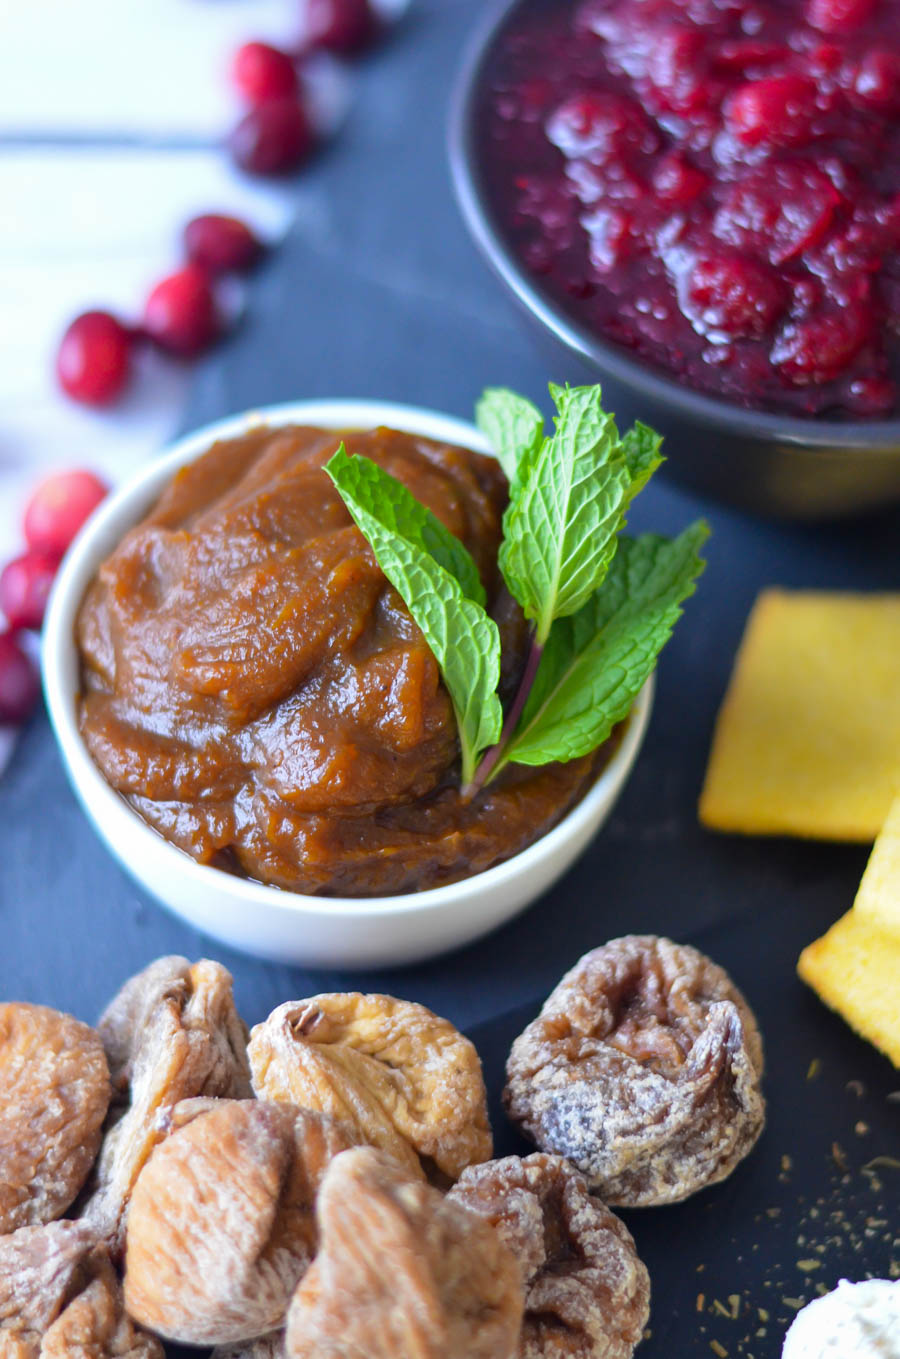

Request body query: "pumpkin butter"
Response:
[76, 425, 607, 896]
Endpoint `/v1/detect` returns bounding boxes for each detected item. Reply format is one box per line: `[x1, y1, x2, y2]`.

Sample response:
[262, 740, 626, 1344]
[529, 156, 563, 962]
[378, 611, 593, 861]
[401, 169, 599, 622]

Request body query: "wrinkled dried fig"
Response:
[82, 957, 252, 1253]
[0, 1221, 161, 1359]
[124, 1098, 353, 1345]
[285, 1147, 524, 1359]
[41, 1251, 162, 1359]
[450, 1154, 650, 1359]
[249, 994, 491, 1180]
[0, 1003, 110, 1234]
[1, 1221, 98, 1348]
[504, 936, 765, 1206]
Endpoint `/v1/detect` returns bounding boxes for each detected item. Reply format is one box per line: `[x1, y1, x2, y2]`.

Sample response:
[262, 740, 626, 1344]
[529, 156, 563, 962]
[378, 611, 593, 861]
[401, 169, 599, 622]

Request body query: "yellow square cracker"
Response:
[699, 589, 900, 841]
[798, 793, 900, 1068]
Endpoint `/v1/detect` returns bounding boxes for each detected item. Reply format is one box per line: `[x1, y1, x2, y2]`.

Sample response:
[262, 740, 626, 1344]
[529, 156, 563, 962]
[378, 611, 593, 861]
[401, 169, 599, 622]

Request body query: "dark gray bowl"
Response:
[448, 0, 900, 520]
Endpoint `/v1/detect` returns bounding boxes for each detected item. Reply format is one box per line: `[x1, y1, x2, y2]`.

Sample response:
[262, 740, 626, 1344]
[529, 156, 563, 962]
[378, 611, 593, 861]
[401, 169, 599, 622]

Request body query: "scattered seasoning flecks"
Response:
[710, 1342, 728, 1358]
[807, 1058, 822, 1081]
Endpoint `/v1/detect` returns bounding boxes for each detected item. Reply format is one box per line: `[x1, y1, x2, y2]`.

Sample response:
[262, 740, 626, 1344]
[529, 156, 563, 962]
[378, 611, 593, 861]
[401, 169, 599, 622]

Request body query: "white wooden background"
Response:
[0, 0, 324, 558]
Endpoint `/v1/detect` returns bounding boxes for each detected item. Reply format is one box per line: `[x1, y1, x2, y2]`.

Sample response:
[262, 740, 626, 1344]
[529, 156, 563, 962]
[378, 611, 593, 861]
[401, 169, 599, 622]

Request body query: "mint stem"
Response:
[463, 632, 543, 798]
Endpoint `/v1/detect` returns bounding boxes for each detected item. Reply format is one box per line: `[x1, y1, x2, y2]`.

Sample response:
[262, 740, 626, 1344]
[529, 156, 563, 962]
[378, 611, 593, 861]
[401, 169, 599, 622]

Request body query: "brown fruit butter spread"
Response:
[76, 425, 609, 897]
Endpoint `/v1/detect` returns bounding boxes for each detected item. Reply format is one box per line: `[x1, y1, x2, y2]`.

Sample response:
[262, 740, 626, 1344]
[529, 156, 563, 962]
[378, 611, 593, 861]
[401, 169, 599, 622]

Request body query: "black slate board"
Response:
[470, 910, 899, 1359]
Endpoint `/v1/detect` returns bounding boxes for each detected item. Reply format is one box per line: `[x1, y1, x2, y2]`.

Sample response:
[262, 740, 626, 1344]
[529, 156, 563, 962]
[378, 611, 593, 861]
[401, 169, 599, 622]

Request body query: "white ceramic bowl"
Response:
[43, 400, 654, 969]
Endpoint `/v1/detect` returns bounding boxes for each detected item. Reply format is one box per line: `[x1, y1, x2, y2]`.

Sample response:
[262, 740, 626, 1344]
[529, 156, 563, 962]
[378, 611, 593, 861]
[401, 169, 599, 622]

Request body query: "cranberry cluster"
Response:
[482, 0, 900, 416]
[0, 472, 108, 726]
[55, 0, 382, 409]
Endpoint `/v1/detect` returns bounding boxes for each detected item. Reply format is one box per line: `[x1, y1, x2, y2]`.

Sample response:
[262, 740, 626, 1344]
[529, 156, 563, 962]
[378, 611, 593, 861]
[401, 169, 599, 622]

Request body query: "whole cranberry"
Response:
[546, 91, 658, 165]
[847, 375, 895, 414]
[56, 311, 132, 406]
[806, 0, 875, 33]
[652, 151, 709, 206]
[853, 49, 900, 111]
[680, 253, 785, 339]
[229, 98, 314, 176]
[143, 266, 221, 357]
[24, 471, 108, 558]
[304, 0, 380, 55]
[232, 41, 298, 105]
[725, 75, 817, 147]
[0, 552, 58, 631]
[714, 163, 840, 265]
[184, 214, 262, 275]
[0, 631, 40, 725]
[771, 304, 870, 384]
[645, 26, 712, 114]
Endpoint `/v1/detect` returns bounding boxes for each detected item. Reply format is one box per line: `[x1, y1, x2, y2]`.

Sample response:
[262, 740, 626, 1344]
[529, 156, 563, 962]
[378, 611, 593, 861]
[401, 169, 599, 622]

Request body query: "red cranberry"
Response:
[0, 631, 39, 725]
[304, 0, 380, 55]
[645, 26, 712, 114]
[143, 266, 221, 357]
[24, 471, 108, 558]
[853, 49, 900, 111]
[680, 254, 785, 339]
[184, 214, 262, 275]
[0, 552, 58, 631]
[546, 91, 658, 164]
[725, 75, 817, 147]
[771, 304, 870, 384]
[806, 0, 875, 33]
[652, 151, 708, 205]
[847, 375, 896, 414]
[714, 163, 840, 265]
[229, 98, 314, 176]
[715, 39, 791, 71]
[56, 311, 132, 407]
[232, 42, 298, 105]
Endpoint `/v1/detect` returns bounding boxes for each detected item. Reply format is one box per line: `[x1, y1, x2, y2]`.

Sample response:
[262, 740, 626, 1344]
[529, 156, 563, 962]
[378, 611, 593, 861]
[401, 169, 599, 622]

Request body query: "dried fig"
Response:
[0, 1221, 98, 1349]
[124, 1098, 353, 1345]
[41, 1251, 162, 1359]
[249, 994, 491, 1180]
[82, 957, 252, 1252]
[0, 1003, 110, 1234]
[450, 1154, 650, 1359]
[0, 1221, 161, 1359]
[285, 1146, 524, 1359]
[504, 936, 765, 1206]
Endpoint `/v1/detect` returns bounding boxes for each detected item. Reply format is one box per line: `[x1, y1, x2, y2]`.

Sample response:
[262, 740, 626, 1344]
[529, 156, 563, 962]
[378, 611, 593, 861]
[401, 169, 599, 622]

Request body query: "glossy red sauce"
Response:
[477, 0, 900, 417]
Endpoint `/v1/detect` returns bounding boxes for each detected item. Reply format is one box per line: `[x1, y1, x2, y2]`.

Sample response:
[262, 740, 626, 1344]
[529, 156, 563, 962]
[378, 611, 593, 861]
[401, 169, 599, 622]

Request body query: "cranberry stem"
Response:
[462, 631, 544, 800]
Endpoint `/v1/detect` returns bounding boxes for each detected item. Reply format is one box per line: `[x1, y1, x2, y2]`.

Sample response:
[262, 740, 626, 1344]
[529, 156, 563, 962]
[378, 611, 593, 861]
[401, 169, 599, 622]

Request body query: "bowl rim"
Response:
[448, 0, 900, 450]
[43, 397, 654, 921]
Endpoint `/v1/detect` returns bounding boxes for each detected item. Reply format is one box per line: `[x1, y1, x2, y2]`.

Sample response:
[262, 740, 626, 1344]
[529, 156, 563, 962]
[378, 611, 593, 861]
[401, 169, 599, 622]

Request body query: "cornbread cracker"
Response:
[798, 794, 900, 1069]
[699, 589, 900, 841]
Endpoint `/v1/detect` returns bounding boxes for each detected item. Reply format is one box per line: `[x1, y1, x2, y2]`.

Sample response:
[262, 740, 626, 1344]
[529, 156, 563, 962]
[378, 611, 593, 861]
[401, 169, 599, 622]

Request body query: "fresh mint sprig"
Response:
[325, 383, 707, 798]
[324, 445, 502, 786]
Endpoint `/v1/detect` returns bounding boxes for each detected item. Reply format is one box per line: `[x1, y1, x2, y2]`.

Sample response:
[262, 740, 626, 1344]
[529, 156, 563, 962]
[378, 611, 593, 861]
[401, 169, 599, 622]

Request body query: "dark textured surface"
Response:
[1, 0, 897, 1117]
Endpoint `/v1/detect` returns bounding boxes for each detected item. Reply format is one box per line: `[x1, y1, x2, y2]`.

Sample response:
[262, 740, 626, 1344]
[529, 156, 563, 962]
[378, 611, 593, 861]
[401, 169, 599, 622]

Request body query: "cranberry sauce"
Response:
[477, 0, 900, 417]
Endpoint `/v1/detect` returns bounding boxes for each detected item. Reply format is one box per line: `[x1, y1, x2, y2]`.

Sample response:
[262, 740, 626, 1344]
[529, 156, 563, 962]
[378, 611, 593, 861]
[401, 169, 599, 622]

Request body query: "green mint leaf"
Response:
[620, 421, 664, 504]
[325, 446, 502, 784]
[498, 384, 631, 644]
[502, 521, 709, 768]
[324, 444, 486, 606]
[475, 387, 544, 490]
